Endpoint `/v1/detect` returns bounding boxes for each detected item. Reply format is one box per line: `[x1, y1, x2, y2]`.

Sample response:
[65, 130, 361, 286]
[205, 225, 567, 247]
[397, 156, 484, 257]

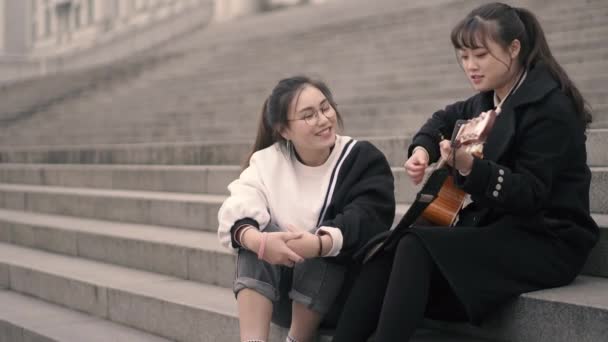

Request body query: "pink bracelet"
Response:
[257, 232, 268, 260]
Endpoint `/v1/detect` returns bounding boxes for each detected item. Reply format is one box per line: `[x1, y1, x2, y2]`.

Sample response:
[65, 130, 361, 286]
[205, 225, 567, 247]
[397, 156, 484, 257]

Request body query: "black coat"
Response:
[405, 63, 599, 324]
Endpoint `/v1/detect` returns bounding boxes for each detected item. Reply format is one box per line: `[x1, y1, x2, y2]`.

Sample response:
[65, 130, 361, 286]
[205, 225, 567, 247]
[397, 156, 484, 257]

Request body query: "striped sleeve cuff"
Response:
[229, 218, 259, 248]
[315, 226, 343, 257]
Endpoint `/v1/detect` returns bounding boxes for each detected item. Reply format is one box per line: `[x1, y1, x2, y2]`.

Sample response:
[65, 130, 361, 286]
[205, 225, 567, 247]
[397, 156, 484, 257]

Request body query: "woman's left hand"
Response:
[439, 139, 474, 174]
[285, 230, 321, 259]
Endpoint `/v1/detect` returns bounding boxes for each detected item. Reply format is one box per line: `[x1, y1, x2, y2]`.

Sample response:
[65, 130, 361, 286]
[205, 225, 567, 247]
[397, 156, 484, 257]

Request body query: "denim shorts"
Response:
[233, 224, 346, 327]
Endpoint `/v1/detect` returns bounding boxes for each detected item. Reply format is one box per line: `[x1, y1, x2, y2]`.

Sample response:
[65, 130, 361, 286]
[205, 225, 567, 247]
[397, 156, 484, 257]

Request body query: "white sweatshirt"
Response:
[217, 135, 356, 255]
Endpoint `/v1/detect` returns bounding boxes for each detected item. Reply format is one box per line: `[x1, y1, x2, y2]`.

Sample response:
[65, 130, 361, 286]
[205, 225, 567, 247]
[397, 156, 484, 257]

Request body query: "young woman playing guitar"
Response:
[331, 3, 599, 341]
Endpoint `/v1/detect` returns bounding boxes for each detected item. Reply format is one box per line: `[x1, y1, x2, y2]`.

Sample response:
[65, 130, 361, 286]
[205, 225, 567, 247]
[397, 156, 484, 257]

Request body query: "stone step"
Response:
[11, 100, 600, 146]
[0, 53, 178, 123]
[146, 98, 605, 142]
[5, 55, 605, 125]
[27, 55, 605, 106]
[1, 1, 607, 147]
[585, 214, 608, 278]
[18, 86, 608, 120]
[163, 39, 608, 88]
[0, 242, 492, 342]
[0, 242, 605, 342]
[169, 31, 608, 71]
[423, 275, 608, 342]
[185, 4, 608, 67]
[368, 129, 608, 168]
[186, 0, 608, 48]
[342, 105, 608, 133]
[0, 242, 246, 342]
[3, 93, 605, 149]
[188, 0, 608, 49]
[0, 184, 221, 232]
[173, 30, 608, 78]
[393, 204, 608, 279]
[1, 164, 606, 215]
[6, 99, 601, 148]
[0, 164, 239, 195]
[1, 128, 606, 166]
[0, 290, 170, 342]
[108, 72, 606, 117]
[391, 167, 608, 214]
[181, 36, 608, 82]
[150, 65, 608, 98]
[78, 89, 603, 128]
[0, 209, 233, 288]
[105, 53, 608, 101]
[174, 0, 461, 48]
[0, 140, 253, 165]
[1, 57, 605, 145]
[0, 179, 604, 236]
[0, 199, 605, 284]
[85, 47, 608, 96]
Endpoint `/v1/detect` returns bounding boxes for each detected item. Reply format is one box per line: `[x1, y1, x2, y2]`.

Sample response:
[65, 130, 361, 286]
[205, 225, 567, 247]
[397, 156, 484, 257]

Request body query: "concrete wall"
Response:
[4, 0, 27, 55]
[1, 0, 207, 57]
[214, 0, 265, 22]
[214, 0, 330, 22]
[0, 0, 213, 84]
[0, 0, 5, 53]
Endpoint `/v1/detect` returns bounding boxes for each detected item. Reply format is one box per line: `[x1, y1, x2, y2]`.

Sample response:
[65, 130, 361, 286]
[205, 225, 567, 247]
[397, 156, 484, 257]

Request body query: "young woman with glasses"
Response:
[331, 3, 599, 341]
[217, 76, 396, 342]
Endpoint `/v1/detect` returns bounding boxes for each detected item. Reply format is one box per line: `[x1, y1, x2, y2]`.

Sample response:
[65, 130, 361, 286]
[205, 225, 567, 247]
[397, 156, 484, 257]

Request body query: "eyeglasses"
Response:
[288, 102, 336, 126]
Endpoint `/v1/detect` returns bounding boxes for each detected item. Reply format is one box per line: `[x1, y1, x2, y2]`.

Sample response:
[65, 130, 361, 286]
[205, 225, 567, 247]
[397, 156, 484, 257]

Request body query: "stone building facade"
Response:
[0, 0, 209, 58]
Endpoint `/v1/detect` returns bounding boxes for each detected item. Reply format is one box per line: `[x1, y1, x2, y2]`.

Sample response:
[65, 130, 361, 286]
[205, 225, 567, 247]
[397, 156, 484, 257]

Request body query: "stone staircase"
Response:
[0, 138, 606, 342]
[0, 0, 607, 341]
[0, 0, 606, 146]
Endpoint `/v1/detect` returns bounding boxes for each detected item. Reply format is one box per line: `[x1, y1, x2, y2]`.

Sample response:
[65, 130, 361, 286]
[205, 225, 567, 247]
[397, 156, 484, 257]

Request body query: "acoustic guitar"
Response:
[420, 108, 497, 226]
[357, 109, 498, 263]
[419, 69, 526, 227]
[357, 71, 524, 263]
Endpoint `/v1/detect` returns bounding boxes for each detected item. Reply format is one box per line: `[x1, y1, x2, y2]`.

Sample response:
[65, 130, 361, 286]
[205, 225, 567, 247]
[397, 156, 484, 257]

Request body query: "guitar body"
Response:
[417, 113, 495, 227]
[420, 174, 466, 226]
[358, 113, 499, 263]
[357, 167, 464, 263]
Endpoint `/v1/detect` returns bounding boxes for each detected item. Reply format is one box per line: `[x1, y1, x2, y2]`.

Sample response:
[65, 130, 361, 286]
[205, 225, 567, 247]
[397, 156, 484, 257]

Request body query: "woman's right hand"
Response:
[264, 232, 305, 266]
[242, 229, 304, 267]
[404, 148, 430, 185]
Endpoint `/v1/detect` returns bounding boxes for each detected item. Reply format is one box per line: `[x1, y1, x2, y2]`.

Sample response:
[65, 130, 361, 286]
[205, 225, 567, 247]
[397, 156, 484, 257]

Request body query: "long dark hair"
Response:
[244, 76, 343, 168]
[450, 2, 592, 125]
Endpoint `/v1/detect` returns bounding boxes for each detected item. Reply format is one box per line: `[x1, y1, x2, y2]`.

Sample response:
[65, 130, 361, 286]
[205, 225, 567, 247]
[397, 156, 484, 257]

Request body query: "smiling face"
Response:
[458, 36, 521, 99]
[280, 85, 338, 165]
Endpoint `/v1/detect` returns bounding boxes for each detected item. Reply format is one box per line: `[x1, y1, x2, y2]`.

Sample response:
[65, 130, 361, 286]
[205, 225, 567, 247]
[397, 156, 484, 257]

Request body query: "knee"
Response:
[395, 234, 427, 259]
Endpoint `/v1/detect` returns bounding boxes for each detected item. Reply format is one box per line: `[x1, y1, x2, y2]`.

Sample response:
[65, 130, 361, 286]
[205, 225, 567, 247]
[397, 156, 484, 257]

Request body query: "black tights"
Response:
[332, 234, 434, 342]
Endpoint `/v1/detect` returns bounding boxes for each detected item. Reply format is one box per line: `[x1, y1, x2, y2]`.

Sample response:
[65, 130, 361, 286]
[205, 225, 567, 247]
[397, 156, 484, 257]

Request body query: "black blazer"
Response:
[409, 62, 599, 260]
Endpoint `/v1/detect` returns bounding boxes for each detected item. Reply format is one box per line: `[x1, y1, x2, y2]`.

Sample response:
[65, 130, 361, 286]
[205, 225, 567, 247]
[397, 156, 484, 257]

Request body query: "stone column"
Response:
[55, 3, 72, 45]
[214, 0, 265, 22]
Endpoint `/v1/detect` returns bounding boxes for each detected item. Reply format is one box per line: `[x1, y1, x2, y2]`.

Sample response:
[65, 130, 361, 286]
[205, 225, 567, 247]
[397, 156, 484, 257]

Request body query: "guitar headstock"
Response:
[453, 109, 497, 158]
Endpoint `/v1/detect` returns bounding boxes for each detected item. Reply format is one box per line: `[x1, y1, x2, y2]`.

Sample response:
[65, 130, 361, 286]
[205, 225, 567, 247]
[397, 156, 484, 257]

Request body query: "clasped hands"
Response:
[240, 225, 332, 267]
[404, 140, 474, 185]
